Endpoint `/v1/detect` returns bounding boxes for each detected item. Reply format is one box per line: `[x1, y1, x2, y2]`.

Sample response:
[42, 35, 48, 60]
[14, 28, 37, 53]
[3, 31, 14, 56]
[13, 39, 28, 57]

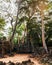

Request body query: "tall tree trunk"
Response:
[9, 0, 22, 53]
[41, 12, 48, 53]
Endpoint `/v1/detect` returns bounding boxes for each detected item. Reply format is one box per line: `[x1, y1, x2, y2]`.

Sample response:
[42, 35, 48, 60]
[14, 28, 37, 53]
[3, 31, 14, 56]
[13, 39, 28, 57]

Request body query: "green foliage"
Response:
[0, 33, 4, 39]
[2, 36, 6, 40]
[18, 0, 48, 46]
[45, 20, 52, 45]
[15, 0, 52, 46]
[13, 38, 17, 44]
[0, 0, 52, 47]
[16, 24, 24, 35]
[19, 16, 29, 22]
[27, 18, 41, 45]
[48, 2, 52, 9]
[0, 18, 5, 30]
[0, 33, 6, 40]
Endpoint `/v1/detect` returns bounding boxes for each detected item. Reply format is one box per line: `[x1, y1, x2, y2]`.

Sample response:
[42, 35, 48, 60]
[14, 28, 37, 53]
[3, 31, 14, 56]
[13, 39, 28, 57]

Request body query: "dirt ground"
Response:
[0, 54, 43, 65]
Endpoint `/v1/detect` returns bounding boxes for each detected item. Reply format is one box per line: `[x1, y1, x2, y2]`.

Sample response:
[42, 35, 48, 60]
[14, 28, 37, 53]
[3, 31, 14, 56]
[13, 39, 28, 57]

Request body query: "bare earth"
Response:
[0, 54, 42, 65]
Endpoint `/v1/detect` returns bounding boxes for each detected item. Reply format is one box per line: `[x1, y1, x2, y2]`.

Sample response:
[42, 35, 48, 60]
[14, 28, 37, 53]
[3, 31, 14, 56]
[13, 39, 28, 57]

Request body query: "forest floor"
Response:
[0, 54, 43, 65]
[0, 47, 52, 65]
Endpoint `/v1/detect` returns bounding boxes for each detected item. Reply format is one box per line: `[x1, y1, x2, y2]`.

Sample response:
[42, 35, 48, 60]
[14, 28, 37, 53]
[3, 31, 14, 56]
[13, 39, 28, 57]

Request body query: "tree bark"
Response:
[41, 12, 48, 53]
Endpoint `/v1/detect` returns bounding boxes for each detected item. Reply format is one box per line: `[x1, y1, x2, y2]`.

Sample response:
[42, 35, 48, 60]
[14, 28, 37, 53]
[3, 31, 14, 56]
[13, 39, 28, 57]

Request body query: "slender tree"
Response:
[38, 1, 49, 53]
[9, 0, 22, 53]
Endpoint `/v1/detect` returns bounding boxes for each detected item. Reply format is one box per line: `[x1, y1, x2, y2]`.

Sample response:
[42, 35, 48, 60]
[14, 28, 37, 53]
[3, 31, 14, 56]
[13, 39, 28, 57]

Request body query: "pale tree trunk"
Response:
[41, 11, 48, 53]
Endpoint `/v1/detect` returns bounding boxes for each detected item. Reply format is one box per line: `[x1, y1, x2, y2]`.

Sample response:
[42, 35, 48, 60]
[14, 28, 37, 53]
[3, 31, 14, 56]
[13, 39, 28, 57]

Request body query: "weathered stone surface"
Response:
[0, 59, 34, 65]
